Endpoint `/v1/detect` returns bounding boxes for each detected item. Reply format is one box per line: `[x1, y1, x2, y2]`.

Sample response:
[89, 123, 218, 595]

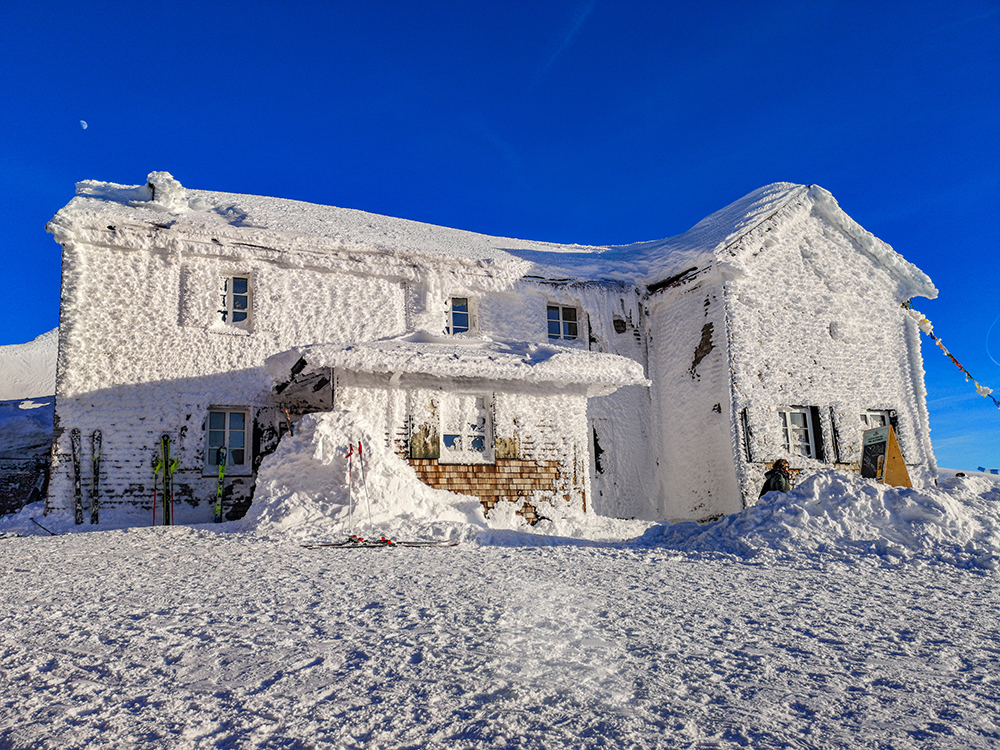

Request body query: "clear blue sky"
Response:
[1, 1, 997, 470]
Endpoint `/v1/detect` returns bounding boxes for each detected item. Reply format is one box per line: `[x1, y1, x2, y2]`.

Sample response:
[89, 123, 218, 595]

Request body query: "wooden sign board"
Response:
[860, 425, 912, 488]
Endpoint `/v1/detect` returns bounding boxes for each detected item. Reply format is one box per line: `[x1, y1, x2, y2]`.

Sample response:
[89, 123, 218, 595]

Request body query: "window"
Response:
[778, 407, 817, 458]
[547, 305, 578, 340]
[440, 394, 493, 464]
[861, 410, 891, 429]
[207, 409, 250, 472]
[447, 297, 470, 335]
[219, 275, 252, 327]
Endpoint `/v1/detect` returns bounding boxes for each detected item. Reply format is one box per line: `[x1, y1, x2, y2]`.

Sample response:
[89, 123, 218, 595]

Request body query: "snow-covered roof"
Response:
[48, 172, 937, 301]
[266, 332, 650, 396]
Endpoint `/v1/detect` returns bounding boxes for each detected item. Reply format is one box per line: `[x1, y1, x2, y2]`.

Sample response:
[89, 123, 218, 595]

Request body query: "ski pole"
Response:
[358, 441, 374, 533]
[30, 517, 56, 536]
[345, 442, 355, 535]
[153, 456, 161, 526]
[168, 457, 178, 526]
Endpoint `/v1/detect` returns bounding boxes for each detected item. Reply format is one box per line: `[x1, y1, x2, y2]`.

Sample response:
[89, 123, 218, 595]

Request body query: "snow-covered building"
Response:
[44, 173, 937, 524]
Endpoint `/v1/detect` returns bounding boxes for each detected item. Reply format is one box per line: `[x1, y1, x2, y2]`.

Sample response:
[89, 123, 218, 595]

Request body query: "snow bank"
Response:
[0, 329, 57, 400]
[239, 411, 486, 543]
[3, 457, 997, 572]
[241, 413, 997, 567]
[240, 409, 655, 545]
[649, 470, 1000, 570]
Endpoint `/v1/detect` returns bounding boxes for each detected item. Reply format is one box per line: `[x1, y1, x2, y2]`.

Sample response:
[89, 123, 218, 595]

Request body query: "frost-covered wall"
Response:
[48, 230, 407, 520]
[646, 278, 740, 521]
[481, 279, 656, 519]
[726, 201, 937, 500]
[333, 374, 592, 519]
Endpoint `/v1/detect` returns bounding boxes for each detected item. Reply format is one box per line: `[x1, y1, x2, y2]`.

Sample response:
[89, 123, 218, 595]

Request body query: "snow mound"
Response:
[0, 329, 57, 401]
[648, 470, 1000, 570]
[240, 409, 653, 546]
[239, 411, 487, 544]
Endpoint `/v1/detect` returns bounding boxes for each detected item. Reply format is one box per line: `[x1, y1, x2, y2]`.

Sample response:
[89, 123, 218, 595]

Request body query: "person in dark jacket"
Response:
[759, 459, 791, 497]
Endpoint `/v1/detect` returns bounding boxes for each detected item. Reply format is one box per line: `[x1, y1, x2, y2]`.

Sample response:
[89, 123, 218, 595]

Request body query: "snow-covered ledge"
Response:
[266, 331, 650, 399]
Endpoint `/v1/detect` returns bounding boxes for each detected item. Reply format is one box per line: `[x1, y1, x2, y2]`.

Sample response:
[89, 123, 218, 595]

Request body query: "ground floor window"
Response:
[778, 407, 817, 458]
[206, 408, 250, 472]
[861, 410, 892, 428]
[439, 394, 493, 464]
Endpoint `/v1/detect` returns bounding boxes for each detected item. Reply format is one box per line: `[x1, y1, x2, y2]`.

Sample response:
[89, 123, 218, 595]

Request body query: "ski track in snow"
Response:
[1, 528, 998, 749]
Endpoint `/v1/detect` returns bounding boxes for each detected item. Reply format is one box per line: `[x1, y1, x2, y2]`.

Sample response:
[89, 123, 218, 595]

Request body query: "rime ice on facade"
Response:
[45, 174, 937, 524]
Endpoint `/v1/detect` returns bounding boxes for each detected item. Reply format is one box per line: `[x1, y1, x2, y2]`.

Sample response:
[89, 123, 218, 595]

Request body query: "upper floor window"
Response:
[778, 407, 816, 458]
[448, 297, 470, 335]
[440, 394, 493, 464]
[206, 408, 250, 473]
[547, 305, 578, 340]
[220, 275, 252, 328]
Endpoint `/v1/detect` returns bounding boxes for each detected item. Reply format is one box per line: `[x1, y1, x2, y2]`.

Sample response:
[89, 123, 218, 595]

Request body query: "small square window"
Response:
[547, 305, 579, 340]
[448, 297, 470, 335]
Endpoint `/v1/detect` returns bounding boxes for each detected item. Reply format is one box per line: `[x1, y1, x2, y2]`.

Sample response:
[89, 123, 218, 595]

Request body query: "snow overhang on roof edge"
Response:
[47, 173, 937, 301]
[265, 333, 650, 399]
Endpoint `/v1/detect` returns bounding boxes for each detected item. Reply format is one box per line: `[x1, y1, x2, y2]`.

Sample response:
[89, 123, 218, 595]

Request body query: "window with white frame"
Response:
[447, 297, 471, 335]
[439, 394, 493, 464]
[547, 305, 578, 340]
[778, 407, 817, 458]
[206, 408, 250, 472]
[860, 410, 892, 429]
[219, 275, 252, 327]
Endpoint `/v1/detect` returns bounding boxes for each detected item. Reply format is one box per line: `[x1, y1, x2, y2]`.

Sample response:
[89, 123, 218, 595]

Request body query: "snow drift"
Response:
[236, 412, 1000, 570]
[649, 470, 1000, 570]
[239, 410, 486, 544]
[240, 409, 651, 544]
[0, 329, 57, 401]
[3, 402, 997, 572]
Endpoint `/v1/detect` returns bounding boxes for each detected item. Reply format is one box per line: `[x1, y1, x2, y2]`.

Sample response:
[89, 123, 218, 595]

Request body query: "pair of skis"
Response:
[149, 436, 226, 526]
[152, 435, 178, 526]
[214, 446, 227, 523]
[301, 536, 458, 549]
[70, 429, 102, 525]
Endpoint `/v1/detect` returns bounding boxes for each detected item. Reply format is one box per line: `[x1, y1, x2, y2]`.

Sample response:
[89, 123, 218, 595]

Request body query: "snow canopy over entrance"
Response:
[266, 331, 649, 397]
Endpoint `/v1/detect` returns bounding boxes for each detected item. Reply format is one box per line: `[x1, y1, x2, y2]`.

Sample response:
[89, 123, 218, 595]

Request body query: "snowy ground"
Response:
[2, 467, 999, 749]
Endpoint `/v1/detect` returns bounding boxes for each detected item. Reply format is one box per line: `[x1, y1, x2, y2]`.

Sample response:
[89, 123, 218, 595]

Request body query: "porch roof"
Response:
[266, 331, 649, 398]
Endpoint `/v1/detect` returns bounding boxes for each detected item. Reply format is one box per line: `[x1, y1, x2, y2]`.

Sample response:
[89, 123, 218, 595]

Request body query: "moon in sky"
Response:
[80, 120, 88, 130]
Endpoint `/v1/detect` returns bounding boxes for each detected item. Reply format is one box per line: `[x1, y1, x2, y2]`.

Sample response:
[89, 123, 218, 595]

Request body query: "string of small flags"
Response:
[906, 308, 1000, 409]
